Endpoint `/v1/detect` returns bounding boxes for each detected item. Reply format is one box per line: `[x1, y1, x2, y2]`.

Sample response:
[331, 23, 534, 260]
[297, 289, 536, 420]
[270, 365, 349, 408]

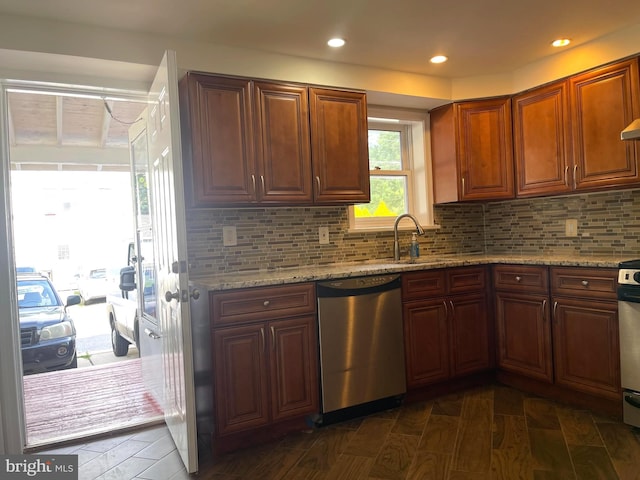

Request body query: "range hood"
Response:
[621, 118, 640, 140]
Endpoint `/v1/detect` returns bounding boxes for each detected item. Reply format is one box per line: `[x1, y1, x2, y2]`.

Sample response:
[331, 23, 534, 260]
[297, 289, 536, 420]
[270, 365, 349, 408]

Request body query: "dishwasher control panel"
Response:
[318, 275, 400, 290]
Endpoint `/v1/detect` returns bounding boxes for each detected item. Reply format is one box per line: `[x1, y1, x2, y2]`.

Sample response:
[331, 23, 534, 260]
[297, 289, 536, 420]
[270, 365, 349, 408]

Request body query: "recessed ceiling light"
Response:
[552, 38, 571, 47]
[327, 38, 346, 48]
[430, 55, 448, 64]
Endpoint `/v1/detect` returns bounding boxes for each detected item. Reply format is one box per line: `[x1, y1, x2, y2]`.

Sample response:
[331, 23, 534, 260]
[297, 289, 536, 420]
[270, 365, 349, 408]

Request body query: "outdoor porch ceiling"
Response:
[7, 91, 146, 172]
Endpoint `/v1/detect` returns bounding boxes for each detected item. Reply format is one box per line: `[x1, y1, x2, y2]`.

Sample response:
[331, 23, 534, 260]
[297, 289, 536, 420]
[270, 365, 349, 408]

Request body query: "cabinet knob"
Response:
[515, 276, 522, 282]
[581, 280, 589, 287]
[263, 300, 270, 307]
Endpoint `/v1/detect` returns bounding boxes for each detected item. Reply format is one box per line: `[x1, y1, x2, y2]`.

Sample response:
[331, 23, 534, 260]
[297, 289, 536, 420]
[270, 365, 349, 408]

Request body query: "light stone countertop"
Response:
[190, 254, 631, 292]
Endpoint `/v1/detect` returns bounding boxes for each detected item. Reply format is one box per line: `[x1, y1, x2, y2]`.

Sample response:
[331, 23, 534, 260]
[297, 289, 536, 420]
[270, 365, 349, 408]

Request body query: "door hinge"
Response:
[171, 260, 188, 274]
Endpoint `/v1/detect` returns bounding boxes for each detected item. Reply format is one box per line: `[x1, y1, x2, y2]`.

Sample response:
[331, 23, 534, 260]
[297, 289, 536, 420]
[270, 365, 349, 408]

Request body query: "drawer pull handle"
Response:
[263, 300, 270, 307]
[515, 276, 522, 282]
[581, 280, 589, 287]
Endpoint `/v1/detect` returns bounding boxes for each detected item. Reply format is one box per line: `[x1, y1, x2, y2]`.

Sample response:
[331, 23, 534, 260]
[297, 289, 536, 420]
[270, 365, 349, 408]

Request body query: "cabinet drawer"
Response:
[211, 283, 316, 326]
[402, 270, 446, 301]
[447, 267, 486, 294]
[550, 267, 617, 300]
[493, 265, 549, 294]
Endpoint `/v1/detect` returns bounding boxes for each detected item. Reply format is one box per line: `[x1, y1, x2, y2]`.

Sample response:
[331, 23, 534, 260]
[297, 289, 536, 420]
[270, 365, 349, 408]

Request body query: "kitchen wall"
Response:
[186, 188, 640, 276]
[484, 188, 640, 257]
[186, 203, 484, 276]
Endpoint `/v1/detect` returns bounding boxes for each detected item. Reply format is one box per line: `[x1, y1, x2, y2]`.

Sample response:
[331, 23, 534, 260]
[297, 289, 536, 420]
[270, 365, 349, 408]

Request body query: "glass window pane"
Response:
[355, 176, 407, 218]
[368, 130, 402, 170]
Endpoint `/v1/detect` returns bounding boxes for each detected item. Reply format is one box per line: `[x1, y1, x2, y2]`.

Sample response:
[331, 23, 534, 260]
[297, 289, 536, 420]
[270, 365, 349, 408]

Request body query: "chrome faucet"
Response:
[393, 213, 426, 261]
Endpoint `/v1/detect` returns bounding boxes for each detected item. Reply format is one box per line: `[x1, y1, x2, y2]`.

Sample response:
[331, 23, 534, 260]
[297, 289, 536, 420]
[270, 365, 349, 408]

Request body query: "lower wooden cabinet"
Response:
[403, 267, 491, 390]
[403, 299, 450, 386]
[213, 324, 269, 435]
[495, 291, 553, 382]
[211, 284, 318, 438]
[552, 297, 620, 400]
[494, 265, 621, 402]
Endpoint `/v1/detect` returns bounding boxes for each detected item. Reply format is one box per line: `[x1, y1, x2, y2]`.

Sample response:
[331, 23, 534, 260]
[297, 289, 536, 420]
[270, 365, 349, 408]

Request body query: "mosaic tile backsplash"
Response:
[186, 189, 640, 276]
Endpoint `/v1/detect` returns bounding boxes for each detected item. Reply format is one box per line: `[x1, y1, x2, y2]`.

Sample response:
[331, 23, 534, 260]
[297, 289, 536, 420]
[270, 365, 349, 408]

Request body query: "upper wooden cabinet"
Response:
[309, 88, 370, 204]
[254, 81, 313, 204]
[512, 81, 572, 197]
[431, 97, 514, 203]
[179, 72, 369, 207]
[512, 58, 640, 198]
[570, 58, 640, 191]
[180, 74, 255, 205]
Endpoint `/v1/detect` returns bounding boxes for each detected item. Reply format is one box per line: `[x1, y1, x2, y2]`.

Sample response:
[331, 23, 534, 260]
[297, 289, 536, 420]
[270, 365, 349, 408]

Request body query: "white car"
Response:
[106, 242, 156, 356]
[78, 268, 109, 303]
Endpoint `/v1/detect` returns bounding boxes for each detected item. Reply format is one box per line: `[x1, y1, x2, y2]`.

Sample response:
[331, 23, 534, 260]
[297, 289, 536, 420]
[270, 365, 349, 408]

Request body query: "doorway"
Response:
[7, 85, 163, 448]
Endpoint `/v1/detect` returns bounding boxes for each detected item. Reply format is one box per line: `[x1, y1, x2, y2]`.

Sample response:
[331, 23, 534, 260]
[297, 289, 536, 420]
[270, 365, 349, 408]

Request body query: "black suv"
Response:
[17, 274, 82, 374]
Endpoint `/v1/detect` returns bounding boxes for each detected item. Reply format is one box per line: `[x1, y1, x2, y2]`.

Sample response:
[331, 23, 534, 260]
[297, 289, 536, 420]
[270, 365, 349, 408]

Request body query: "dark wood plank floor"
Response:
[40, 383, 640, 479]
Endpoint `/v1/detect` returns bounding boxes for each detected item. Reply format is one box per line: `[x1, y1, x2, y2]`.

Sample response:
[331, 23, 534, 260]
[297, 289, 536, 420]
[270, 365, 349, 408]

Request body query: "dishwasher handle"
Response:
[317, 275, 402, 298]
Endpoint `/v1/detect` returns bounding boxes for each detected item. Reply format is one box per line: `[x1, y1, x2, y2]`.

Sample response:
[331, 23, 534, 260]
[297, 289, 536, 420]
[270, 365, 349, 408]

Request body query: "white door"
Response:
[143, 50, 198, 473]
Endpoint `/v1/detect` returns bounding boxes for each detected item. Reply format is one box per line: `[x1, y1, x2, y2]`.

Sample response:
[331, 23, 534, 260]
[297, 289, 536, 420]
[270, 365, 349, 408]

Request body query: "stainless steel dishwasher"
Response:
[316, 274, 406, 423]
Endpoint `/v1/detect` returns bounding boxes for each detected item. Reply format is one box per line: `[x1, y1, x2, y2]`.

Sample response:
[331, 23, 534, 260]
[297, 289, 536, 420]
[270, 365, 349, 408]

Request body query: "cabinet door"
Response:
[309, 88, 370, 204]
[403, 299, 450, 388]
[269, 316, 319, 422]
[513, 81, 572, 197]
[253, 82, 313, 204]
[449, 293, 492, 376]
[552, 297, 621, 400]
[495, 292, 553, 382]
[182, 74, 256, 205]
[570, 58, 640, 191]
[212, 324, 269, 435]
[455, 98, 514, 201]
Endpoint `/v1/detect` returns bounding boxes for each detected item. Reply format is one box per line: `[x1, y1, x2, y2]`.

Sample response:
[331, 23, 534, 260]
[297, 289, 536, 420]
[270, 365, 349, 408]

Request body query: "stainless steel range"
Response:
[617, 259, 640, 427]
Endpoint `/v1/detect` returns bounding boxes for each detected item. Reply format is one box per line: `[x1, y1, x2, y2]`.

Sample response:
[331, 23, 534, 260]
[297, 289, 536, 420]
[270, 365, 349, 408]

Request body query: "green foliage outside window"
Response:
[355, 129, 407, 218]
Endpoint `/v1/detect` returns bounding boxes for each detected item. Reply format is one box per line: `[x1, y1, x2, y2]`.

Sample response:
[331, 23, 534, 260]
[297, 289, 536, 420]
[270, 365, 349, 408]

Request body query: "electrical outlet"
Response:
[565, 219, 578, 237]
[319, 226, 329, 245]
[222, 226, 237, 246]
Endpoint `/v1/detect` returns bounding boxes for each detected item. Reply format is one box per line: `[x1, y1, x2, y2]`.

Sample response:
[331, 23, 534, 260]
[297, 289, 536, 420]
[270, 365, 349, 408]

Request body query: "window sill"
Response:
[347, 224, 441, 234]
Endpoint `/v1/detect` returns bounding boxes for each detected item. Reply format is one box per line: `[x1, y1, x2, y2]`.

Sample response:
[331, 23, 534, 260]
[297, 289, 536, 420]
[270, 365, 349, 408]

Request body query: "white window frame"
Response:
[348, 105, 435, 232]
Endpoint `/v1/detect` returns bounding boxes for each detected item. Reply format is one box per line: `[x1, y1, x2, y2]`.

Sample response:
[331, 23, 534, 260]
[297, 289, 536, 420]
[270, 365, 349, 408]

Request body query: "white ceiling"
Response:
[0, 0, 639, 78]
[3, 0, 640, 169]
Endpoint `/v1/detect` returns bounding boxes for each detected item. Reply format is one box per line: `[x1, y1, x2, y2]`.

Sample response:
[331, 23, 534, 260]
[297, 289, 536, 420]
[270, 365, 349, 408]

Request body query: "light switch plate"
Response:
[223, 226, 237, 246]
[319, 226, 329, 245]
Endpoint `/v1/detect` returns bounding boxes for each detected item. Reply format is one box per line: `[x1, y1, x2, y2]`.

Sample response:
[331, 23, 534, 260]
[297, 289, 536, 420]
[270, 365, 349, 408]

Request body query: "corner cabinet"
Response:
[430, 97, 514, 203]
[402, 267, 492, 389]
[179, 72, 369, 207]
[209, 283, 319, 440]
